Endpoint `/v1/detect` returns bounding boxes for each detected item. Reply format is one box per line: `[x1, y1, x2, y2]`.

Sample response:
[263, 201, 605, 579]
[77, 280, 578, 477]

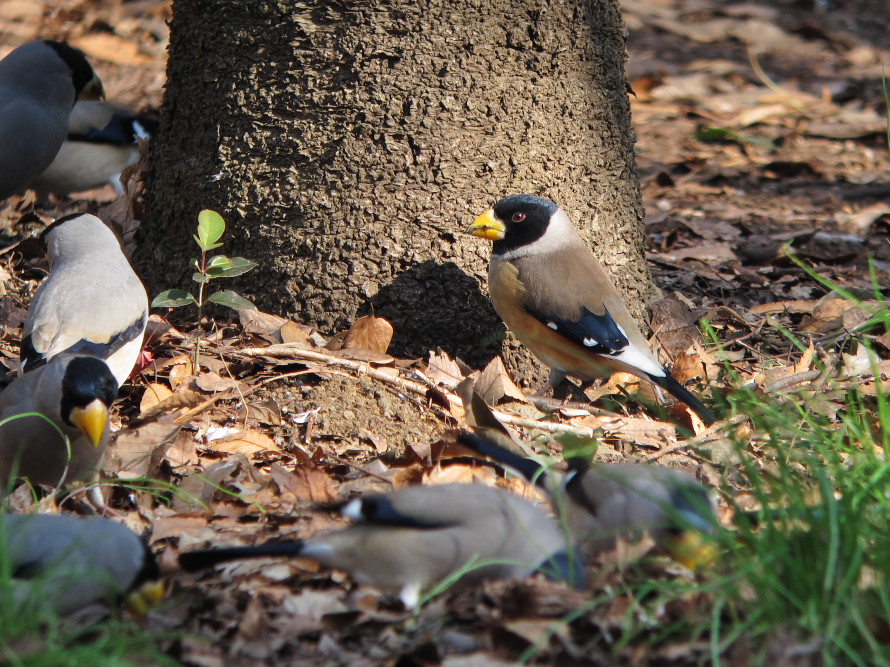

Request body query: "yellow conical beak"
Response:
[69, 398, 108, 448]
[665, 530, 717, 570]
[126, 580, 165, 617]
[466, 208, 505, 240]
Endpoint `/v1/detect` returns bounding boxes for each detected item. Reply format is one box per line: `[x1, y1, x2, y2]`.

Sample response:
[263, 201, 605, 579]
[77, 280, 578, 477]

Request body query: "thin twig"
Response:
[239, 345, 429, 395]
[763, 369, 823, 393]
[490, 412, 595, 437]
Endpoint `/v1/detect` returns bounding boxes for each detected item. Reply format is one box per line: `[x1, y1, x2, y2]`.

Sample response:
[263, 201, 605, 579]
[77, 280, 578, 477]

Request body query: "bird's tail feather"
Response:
[179, 540, 304, 571]
[457, 432, 550, 489]
[648, 373, 716, 426]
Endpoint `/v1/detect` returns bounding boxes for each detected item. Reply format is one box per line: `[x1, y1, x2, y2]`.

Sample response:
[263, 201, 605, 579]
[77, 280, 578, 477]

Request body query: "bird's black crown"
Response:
[60, 356, 118, 421]
[491, 194, 559, 255]
[43, 40, 96, 99]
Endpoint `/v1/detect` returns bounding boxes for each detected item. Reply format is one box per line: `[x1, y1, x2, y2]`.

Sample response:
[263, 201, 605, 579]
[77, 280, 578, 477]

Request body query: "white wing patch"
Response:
[546, 322, 558, 330]
[340, 498, 363, 520]
[583, 337, 599, 347]
[605, 342, 666, 378]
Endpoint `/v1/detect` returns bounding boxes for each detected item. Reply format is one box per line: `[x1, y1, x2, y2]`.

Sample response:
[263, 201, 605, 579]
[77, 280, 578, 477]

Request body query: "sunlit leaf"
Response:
[206, 256, 257, 278]
[207, 255, 231, 268]
[152, 289, 197, 308]
[195, 209, 225, 251]
[207, 290, 256, 310]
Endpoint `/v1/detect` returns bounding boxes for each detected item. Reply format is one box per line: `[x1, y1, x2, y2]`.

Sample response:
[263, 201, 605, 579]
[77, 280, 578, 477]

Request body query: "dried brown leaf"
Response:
[139, 382, 173, 414]
[671, 349, 708, 385]
[279, 320, 311, 344]
[145, 314, 186, 342]
[137, 389, 205, 420]
[455, 378, 533, 457]
[106, 420, 183, 479]
[270, 464, 337, 504]
[194, 371, 238, 393]
[476, 357, 527, 404]
[343, 315, 393, 354]
[238, 308, 289, 341]
[210, 429, 278, 455]
[426, 349, 465, 389]
[164, 430, 199, 469]
[164, 355, 194, 388]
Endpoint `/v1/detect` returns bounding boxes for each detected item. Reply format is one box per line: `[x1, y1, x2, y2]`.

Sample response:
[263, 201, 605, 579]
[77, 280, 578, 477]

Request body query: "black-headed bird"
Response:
[0, 40, 103, 200]
[180, 482, 583, 607]
[467, 194, 715, 425]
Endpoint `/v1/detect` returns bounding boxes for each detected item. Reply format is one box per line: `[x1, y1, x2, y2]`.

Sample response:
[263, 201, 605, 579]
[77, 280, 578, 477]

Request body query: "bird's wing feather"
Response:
[505, 252, 666, 378]
[357, 496, 462, 529]
[21, 266, 147, 364]
[526, 303, 628, 356]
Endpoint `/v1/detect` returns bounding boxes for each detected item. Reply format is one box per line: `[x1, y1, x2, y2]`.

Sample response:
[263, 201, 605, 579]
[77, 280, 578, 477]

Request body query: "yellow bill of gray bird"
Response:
[0, 40, 103, 201]
[180, 482, 584, 608]
[20, 213, 149, 388]
[457, 432, 716, 569]
[1, 512, 162, 617]
[30, 101, 158, 200]
[466, 194, 716, 426]
[0, 354, 117, 490]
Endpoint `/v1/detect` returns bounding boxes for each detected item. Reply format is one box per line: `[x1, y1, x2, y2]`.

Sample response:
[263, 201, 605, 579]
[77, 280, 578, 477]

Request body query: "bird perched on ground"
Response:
[2, 512, 163, 617]
[30, 101, 158, 200]
[0, 354, 117, 489]
[0, 40, 104, 200]
[180, 483, 583, 607]
[457, 432, 716, 568]
[467, 194, 715, 425]
[20, 213, 149, 387]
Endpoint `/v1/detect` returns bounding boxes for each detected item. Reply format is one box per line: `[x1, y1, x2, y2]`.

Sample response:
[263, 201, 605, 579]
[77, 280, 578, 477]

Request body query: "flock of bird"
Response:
[0, 40, 719, 621]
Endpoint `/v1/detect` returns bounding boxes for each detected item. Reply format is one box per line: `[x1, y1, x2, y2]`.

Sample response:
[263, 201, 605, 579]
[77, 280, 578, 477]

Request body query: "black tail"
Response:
[649, 373, 716, 426]
[456, 432, 549, 489]
[179, 540, 304, 572]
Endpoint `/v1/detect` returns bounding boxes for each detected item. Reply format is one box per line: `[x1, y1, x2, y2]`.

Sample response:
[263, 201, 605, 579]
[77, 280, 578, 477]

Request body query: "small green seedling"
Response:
[152, 209, 257, 367]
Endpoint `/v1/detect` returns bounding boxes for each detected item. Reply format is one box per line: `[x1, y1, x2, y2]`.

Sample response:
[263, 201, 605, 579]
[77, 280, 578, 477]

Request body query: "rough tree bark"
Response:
[142, 0, 652, 381]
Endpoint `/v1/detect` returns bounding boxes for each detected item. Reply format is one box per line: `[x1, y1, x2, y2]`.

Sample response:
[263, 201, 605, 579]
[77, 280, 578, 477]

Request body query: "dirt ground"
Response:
[1, 0, 889, 664]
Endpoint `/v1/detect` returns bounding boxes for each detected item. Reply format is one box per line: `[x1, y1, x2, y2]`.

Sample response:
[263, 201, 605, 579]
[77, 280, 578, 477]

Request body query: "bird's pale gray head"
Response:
[41, 213, 125, 264]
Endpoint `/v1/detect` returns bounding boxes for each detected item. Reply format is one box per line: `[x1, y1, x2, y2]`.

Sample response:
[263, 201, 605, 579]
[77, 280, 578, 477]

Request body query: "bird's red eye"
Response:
[511, 212, 526, 222]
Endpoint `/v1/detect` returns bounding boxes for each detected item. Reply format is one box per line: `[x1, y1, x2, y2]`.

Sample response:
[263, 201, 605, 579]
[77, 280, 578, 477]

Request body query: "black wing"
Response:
[356, 496, 461, 529]
[526, 304, 629, 356]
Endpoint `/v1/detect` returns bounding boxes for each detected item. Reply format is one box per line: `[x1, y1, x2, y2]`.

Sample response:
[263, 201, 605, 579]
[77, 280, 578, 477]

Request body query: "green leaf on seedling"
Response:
[206, 256, 257, 278]
[152, 289, 198, 308]
[192, 272, 210, 284]
[194, 209, 225, 252]
[207, 290, 256, 310]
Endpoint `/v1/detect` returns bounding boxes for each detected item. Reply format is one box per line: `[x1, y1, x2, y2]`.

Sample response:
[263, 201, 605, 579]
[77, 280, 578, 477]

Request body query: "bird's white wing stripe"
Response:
[605, 343, 666, 378]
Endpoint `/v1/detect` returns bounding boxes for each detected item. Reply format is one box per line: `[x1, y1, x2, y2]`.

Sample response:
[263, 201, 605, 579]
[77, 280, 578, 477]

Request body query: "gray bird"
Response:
[180, 483, 583, 607]
[457, 432, 716, 568]
[2, 512, 162, 617]
[0, 40, 104, 200]
[20, 213, 149, 387]
[467, 194, 715, 425]
[30, 101, 158, 200]
[0, 354, 117, 489]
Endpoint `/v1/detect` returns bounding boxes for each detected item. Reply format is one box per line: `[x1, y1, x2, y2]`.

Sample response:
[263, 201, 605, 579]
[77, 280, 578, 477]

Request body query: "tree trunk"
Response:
[142, 0, 651, 382]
